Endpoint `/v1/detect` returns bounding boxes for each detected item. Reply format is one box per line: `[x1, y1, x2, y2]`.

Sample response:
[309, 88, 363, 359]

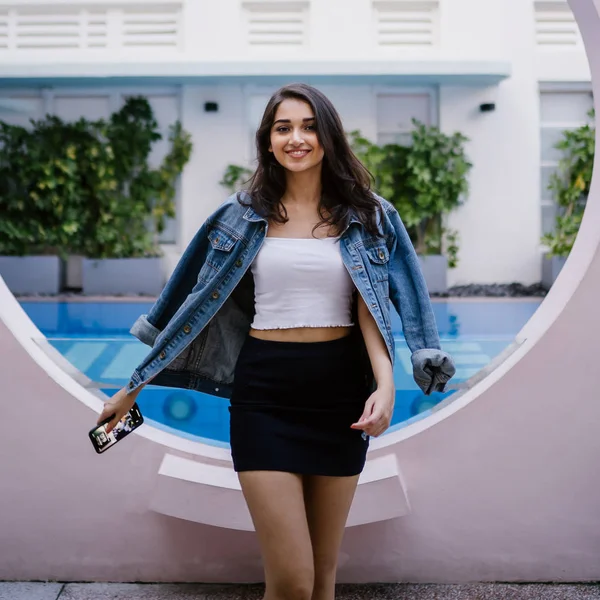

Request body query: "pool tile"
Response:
[64, 342, 108, 373]
[451, 353, 491, 365]
[453, 367, 483, 380]
[100, 343, 149, 380]
[440, 341, 483, 352]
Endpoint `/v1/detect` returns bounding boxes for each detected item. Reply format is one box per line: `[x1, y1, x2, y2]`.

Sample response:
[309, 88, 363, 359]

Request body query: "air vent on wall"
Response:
[534, 1, 581, 48]
[373, 0, 439, 47]
[243, 1, 309, 47]
[0, 2, 182, 51]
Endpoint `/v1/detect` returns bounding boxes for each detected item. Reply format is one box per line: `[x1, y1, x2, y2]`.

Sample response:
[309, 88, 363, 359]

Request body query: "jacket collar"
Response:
[242, 205, 267, 223]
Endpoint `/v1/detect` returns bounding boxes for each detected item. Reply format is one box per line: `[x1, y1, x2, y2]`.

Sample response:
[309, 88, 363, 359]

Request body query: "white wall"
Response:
[177, 85, 247, 249]
[437, 0, 540, 285]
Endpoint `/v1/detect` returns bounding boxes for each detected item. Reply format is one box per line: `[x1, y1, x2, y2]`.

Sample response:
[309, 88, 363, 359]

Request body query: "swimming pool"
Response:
[21, 300, 541, 446]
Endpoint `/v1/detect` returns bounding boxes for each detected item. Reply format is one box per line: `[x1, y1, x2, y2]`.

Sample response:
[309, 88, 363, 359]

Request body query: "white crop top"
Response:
[250, 237, 355, 330]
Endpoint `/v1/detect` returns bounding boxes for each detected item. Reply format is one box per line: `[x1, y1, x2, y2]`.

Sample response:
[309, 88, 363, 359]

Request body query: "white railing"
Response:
[534, 1, 583, 49]
[242, 1, 309, 47]
[372, 0, 439, 48]
[0, 1, 183, 52]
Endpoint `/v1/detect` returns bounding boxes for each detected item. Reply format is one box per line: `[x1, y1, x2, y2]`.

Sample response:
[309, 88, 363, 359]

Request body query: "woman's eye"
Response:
[275, 125, 316, 133]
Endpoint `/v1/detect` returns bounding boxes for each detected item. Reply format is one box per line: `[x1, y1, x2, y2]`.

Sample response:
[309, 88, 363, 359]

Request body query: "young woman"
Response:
[98, 83, 455, 600]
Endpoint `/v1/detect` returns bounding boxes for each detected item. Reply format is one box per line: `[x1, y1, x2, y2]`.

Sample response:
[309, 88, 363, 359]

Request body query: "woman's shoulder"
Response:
[369, 192, 397, 218]
[208, 191, 255, 227]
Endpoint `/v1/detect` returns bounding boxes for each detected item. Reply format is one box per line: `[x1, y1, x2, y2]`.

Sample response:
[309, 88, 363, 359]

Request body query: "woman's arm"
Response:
[381, 199, 456, 394]
[351, 293, 395, 438]
[357, 293, 394, 392]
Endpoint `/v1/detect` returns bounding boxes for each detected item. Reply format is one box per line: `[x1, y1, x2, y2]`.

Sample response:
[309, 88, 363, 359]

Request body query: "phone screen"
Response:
[89, 403, 144, 454]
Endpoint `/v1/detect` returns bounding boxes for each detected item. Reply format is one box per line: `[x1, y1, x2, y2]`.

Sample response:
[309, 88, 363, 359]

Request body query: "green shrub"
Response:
[542, 108, 595, 258]
[349, 121, 471, 266]
[0, 96, 192, 258]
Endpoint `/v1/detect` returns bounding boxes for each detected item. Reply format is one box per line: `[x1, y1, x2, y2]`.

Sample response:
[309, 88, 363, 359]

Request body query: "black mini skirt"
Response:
[229, 333, 371, 477]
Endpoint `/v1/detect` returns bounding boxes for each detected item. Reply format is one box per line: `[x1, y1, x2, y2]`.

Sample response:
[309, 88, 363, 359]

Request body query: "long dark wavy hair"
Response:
[239, 83, 384, 238]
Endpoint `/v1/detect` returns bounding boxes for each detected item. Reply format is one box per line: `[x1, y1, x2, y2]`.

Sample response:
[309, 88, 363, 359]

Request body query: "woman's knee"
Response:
[267, 564, 314, 600]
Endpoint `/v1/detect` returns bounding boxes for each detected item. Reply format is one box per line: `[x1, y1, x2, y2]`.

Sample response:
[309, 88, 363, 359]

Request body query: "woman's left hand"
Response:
[351, 386, 395, 438]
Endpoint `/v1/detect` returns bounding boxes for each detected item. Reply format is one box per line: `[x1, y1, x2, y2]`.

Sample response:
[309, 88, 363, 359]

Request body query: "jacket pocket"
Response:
[365, 244, 390, 283]
[198, 227, 239, 284]
[207, 227, 238, 252]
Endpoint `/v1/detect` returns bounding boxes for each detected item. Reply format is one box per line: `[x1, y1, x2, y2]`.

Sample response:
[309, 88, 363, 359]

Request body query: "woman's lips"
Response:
[286, 149, 311, 158]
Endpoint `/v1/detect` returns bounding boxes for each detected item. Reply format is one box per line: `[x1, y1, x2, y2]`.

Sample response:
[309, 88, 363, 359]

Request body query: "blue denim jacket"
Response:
[127, 192, 455, 398]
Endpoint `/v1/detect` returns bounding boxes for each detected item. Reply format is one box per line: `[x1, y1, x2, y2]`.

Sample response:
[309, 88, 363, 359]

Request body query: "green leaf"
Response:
[542, 109, 594, 257]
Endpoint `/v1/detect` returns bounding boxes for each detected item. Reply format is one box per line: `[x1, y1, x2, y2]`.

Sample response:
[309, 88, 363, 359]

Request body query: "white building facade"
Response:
[0, 0, 593, 285]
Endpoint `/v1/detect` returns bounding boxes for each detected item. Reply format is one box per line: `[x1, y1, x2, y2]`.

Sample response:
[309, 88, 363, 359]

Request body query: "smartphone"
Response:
[89, 403, 144, 454]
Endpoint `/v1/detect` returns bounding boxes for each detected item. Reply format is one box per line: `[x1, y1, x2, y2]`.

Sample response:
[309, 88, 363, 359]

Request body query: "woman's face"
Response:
[268, 98, 325, 174]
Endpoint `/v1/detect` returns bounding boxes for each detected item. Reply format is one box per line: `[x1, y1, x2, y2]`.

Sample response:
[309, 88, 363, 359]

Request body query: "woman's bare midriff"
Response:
[249, 325, 353, 343]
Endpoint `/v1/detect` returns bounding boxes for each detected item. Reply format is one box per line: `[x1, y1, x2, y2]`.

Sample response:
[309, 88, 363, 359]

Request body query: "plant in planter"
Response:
[0, 117, 90, 294]
[350, 120, 472, 292]
[83, 99, 192, 295]
[81, 101, 192, 295]
[0, 98, 192, 295]
[541, 109, 595, 288]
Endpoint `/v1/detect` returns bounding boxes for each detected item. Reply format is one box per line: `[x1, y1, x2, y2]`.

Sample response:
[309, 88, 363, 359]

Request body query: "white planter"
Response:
[0, 255, 62, 295]
[541, 255, 567, 289]
[82, 257, 164, 296]
[418, 254, 448, 295]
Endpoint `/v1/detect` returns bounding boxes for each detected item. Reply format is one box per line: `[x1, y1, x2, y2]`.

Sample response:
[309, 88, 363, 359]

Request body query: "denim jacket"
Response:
[127, 192, 455, 398]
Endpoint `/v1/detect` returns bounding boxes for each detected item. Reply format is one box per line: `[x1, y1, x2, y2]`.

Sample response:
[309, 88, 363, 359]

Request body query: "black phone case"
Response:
[89, 403, 144, 454]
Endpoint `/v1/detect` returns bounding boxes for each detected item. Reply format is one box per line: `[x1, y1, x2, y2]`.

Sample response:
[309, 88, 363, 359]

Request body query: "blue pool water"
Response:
[21, 300, 541, 446]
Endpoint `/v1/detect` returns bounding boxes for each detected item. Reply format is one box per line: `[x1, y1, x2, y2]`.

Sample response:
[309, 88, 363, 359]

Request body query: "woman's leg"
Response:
[303, 474, 360, 600]
[238, 471, 315, 600]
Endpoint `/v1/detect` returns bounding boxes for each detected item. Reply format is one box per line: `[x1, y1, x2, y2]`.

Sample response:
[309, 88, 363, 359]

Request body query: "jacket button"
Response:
[128, 381, 134, 389]
[378, 249, 385, 260]
[212, 291, 220, 299]
[214, 237, 219, 244]
[159, 351, 167, 360]
[183, 324, 192, 334]
[235, 259, 243, 268]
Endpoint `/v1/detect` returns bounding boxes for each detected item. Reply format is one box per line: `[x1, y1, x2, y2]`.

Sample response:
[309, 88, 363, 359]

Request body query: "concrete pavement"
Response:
[2, 582, 600, 600]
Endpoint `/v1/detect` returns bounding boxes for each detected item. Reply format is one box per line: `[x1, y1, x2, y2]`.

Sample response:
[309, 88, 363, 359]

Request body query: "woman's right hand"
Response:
[97, 386, 137, 434]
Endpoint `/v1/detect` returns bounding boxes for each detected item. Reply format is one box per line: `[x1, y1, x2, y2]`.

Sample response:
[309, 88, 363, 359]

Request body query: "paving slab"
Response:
[335, 584, 600, 600]
[0, 582, 63, 600]
[57, 583, 600, 600]
[59, 584, 260, 600]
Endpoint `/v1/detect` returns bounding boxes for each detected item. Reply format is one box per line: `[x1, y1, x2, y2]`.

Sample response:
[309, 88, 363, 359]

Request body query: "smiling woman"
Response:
[2, 0, 600, 586]
[96, 82, 455, 598]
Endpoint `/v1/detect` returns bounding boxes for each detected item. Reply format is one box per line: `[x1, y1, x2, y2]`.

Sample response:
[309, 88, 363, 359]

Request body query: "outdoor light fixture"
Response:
[479, 102, 496, 112]
[204, 102, 219, 112]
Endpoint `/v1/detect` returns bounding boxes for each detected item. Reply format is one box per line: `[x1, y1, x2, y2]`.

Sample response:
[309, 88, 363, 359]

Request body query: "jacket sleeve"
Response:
[129, 196, 234, 346]
[384, 202, 456, 395]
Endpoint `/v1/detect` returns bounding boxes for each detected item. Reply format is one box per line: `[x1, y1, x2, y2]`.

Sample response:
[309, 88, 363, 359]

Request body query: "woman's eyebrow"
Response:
[273, 117, 316, 125]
